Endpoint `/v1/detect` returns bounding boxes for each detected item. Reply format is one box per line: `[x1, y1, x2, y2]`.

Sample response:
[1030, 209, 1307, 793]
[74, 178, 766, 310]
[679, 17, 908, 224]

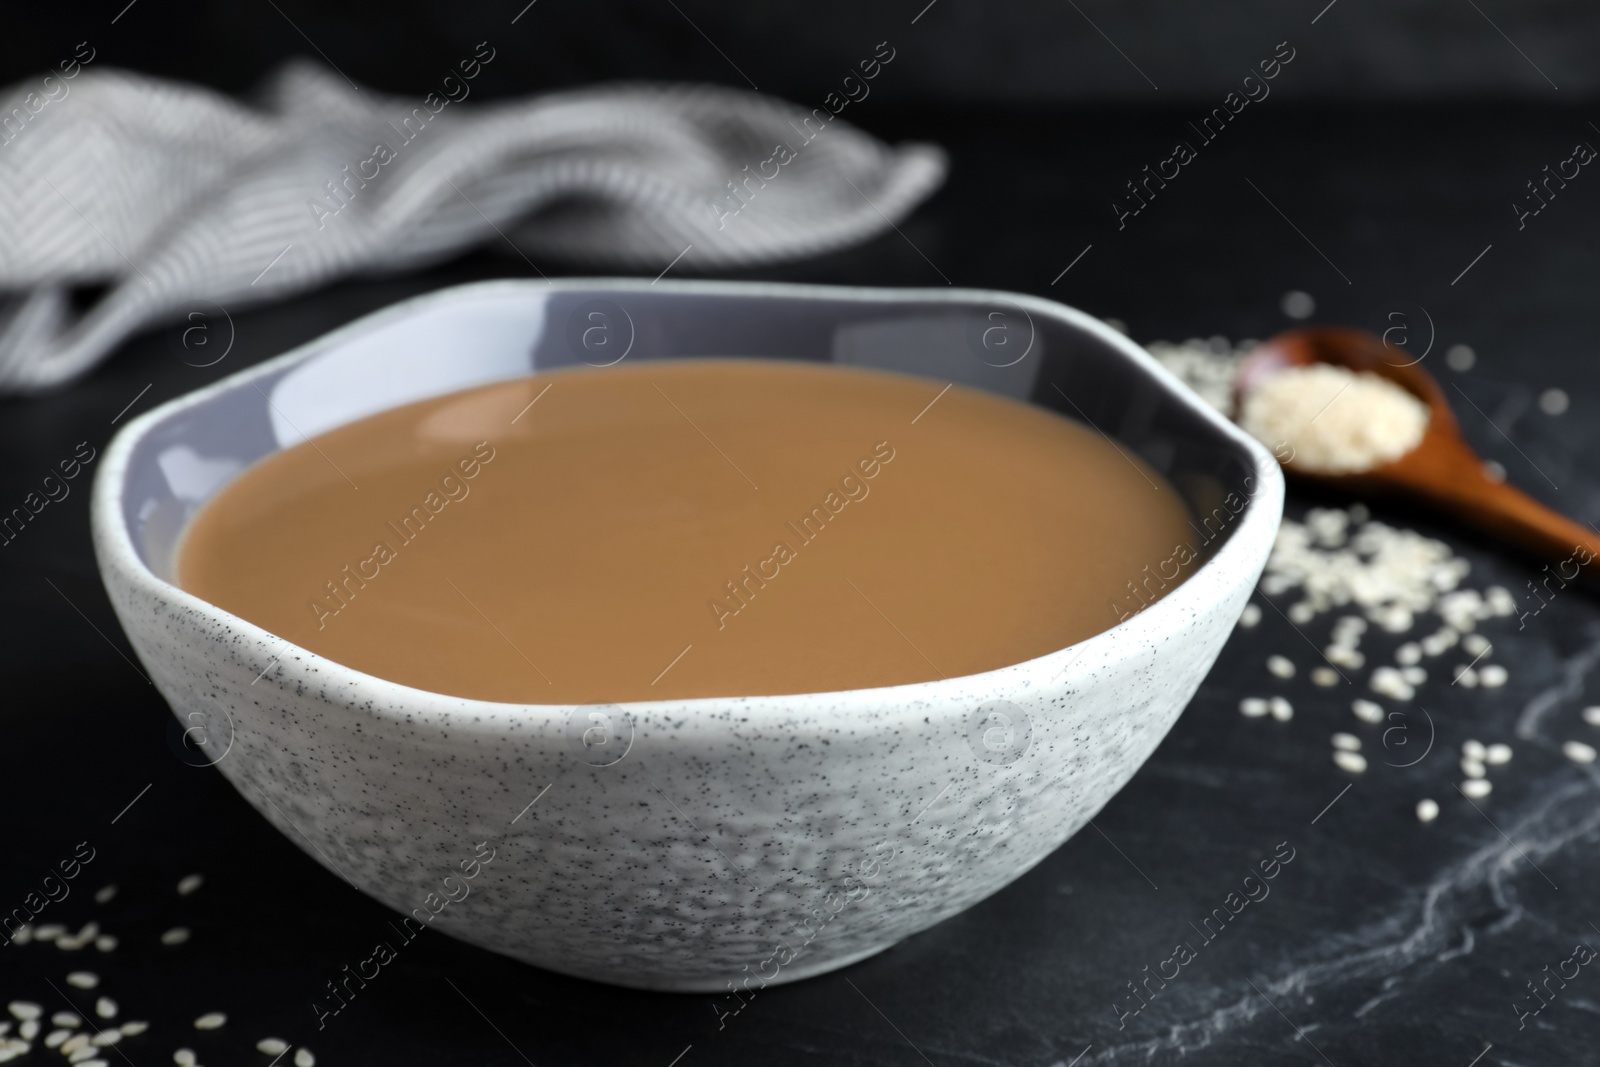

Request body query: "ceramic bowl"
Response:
[92, 279, 1283, 992]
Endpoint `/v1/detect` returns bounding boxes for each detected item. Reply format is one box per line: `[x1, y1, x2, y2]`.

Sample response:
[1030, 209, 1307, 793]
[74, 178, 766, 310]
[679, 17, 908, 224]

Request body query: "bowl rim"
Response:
[92, 276, 1284, 719]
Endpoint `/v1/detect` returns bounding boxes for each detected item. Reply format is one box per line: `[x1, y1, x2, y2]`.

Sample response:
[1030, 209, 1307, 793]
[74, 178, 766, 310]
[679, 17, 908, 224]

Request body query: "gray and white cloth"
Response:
[0, 61, 946, 393]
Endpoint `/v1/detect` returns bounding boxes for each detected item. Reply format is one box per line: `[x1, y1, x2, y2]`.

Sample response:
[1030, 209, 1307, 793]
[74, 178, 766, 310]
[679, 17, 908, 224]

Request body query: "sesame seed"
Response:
[45, 1030, 71, 1049]
[1238, 603, 1262, 628]
[1311, 666, 1339, 687]
[1240, 697, 1270, 717]
[1445, 344, 1475, 371]
[1352, 699, 1385, 724]
[173, 1049, 196, 1066]
[1462, 740, 1487, 761]
[1461, 758, 1486, 779]
[19, 1019, 38, 1041]
[93, 886, 116, 905]
[65, 972, 98, 990]
[176, 874, 204, 896]
[1462, 778, 1492, 799]
[1371, 667, 1414, 701]
[295, 1048, 316, 1067]
[257, 1038, 289, 1055]
[118, 1022, 147, 1037]
[34, 925, 65, 941]
[161, 928, 191, 946]
[1333, 751, 1367, 774]
[1269, 696, 1294, 721]
[1539, 388, 1569, 415]
[77, 1060, 110, 1067]
[1395, 643, 1422, 666]
[1289, 602, 1315, 624]
[94, 998, 116, 1020]
[1401, 665, 1427, 685]
[1462, 633, 1491, 656]
[1563, 740, 1598, 764]
[51, 1013, 80, 1029]
[1485, 743, 1512, 764]
[1454, 666, 1478, 687]
[94, 936, 117, 953]
[1267, 655, 1295, 679]
[1332, 733, 1362, 751]
[1281, 290, 1316, 319]
[192, 1013, 226, 1031]
[7, 1004, 40, 1022]
[90, 1030, 120, 1046]
[61, 1035, 90, 1054]
[1479, 665, 1508, 688]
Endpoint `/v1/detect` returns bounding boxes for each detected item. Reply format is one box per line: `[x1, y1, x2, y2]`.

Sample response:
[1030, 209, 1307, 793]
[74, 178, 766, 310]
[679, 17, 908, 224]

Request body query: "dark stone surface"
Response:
[4, 102, 1600, 1066]
[3, 1, 1594, 102]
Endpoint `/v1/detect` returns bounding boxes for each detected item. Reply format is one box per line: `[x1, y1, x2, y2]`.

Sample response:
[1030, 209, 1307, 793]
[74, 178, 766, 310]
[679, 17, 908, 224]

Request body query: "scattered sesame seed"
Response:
[1445, 344, 1475, 371]
[192, 1013, 226, 1031]
[1352, 699, 1385, 724]
[61, 1035, 90, 1054]
[90, 1030, 119, 1046]
[94, 936, 117, 953]
[1539, 388, 1569, 415]
[173, 1049, 196, 1066]
[1463, 740, 1487, 761]
[1240, 697, 1270, 717]
[1281, 290, 1316, 320]
[93, 886, 116, 905]
[1332, 732, 1362, 751]
[19, 1019, 38, 1041]
[1462, 778, 1492, 799]
[65, 973, 98, 990]
[1483, 460, 1507, 482]
[1267, 655, 1295, 679]
[1479, 665, 1508, 688]
[176, 874, 204, 896]
[294, 1048, 315, 1067]
[1485, 743, 1513, 764]
[1585, 706, 1600, 726]
[1238, 603, 1262, 628]
[78, 1060, 110, 1067]
[94, 999, 116, 1020]
[1454, 666, 1478, 687]
[160, 928, 191, 946]
[7, 925, 32, 945]
[34, 925, 65, 941]
[45, 1030, 71, 1049]
[52, 1014, 80, 1029]
[1563, 740, 1598, 764]
[118, 1022, 147, 1037]
[1334, 751, 1368, 774]
[1395, 643, 1422, 666]
[257, 1038, 289, 1055]
[1462, 633, 1491, 656]
[1402, 665, 1427, 685]
[1269, 696, 1294, 722]
[1461, 758, 1486, 779]
[1311, 666, 1339, 687]
[1288, 602, 1316, 624]
[7, 1004, 40, 1022]
[1371, 667, 1415, 701]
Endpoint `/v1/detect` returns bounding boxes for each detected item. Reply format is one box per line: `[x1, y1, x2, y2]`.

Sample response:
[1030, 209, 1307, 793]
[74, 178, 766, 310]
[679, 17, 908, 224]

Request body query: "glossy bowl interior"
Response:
[93, 279, 1283, 990]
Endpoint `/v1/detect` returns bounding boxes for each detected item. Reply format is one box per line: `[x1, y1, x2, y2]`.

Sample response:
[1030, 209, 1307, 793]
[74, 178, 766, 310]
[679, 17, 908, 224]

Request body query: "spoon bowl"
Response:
[1238, 327, 1600, 580]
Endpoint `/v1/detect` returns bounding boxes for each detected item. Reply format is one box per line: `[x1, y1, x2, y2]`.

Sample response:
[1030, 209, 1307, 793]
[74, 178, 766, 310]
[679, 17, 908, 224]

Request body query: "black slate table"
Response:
[4, 103, 1600, 1067]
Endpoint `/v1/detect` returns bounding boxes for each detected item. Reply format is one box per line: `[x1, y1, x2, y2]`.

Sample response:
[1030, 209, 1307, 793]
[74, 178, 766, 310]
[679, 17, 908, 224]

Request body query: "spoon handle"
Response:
[1407, 444, 1600, 583]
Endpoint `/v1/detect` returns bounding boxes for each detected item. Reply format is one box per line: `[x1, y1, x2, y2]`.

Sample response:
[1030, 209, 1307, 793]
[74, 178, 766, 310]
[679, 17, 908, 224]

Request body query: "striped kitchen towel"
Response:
[0, 59, 946, 393]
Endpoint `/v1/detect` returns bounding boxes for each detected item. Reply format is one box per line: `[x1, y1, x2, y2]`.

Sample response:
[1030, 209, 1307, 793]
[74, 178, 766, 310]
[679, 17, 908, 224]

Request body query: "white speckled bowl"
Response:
[92, 279, 1282, 991]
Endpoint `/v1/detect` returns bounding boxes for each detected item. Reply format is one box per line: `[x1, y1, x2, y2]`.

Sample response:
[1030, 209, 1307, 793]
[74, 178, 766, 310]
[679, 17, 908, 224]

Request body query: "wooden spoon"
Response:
[1236, 327, 1600, 580]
